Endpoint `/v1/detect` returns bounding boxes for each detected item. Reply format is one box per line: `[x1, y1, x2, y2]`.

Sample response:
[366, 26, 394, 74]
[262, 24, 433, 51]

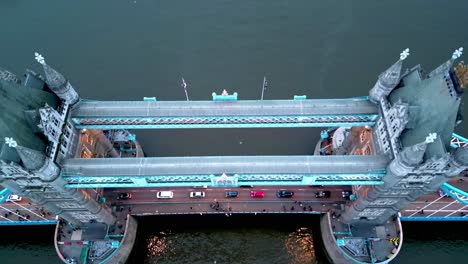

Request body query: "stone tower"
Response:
[0, 55, 115, 226]
[341, 48, 468, 224]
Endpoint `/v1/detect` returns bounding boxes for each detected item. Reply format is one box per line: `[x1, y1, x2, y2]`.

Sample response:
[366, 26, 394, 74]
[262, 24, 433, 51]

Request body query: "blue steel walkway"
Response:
[71, 98, 378, 129]
[61, 155, 389, 188]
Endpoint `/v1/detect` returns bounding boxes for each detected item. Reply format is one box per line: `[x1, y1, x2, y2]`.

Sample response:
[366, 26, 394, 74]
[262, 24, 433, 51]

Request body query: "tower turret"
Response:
[34, 53, 80, 105]
[428, 47, 463, 78]
[369, 48, 409, 103]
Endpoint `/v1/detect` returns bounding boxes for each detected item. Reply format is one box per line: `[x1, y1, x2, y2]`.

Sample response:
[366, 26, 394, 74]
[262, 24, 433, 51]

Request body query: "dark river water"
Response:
[1, 0, 467, 263]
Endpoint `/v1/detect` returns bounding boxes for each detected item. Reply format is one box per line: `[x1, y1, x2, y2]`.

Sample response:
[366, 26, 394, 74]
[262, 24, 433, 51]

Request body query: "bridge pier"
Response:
[321, 212, 403, 264]
[102, 215, 138, 264]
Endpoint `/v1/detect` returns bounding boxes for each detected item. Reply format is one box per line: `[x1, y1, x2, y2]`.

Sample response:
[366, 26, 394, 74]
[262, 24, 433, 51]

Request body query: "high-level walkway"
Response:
[71, 98, 378, 129]
[61, 155, 389, 188]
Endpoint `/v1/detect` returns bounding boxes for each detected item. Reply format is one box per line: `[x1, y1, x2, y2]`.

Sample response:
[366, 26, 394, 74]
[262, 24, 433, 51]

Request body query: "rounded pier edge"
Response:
[320, 212, 349, 264]
[102, 215, 138, 264]
[54, 220, 69, 264]
[320, 213, 404, 264]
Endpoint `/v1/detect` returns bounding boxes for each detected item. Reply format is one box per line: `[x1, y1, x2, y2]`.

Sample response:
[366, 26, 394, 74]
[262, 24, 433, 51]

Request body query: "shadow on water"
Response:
[127, 214, 331, 264]
[0, 225, 61, 264]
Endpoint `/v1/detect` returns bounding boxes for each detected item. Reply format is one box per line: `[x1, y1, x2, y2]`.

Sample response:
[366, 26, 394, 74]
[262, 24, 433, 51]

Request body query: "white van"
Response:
[156, 191, 174, 199]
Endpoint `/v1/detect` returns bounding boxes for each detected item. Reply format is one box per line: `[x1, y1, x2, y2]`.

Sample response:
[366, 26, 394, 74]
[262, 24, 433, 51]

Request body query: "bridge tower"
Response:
[341, 48, 468, 224]
[0, 54, 115, 226]
[34, 52, 80, 106]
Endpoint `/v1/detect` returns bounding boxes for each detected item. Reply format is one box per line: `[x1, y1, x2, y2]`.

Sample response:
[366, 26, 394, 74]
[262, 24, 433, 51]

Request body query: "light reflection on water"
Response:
[285, 227, 317, 264]
[132, 215, 324, 264]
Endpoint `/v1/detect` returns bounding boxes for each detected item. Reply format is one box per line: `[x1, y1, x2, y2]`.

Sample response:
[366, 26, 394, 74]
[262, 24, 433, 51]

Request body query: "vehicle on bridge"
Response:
[225, 191, 238, 198]
[315, 191, 331, 198]
[117, 193, 132, 200]
[276, 190, 294, 198]
[189, 191, 205, 198]
[6, 194, 22, 202]
[250, 191, 264, 198]
[156, 191, 174, 199]
[342, 190, 352, 200]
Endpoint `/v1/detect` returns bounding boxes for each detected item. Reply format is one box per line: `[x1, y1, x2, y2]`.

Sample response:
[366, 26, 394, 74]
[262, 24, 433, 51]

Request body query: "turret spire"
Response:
[429, 47, 463, 78]
[15, 145, 46, 170]
[400, 133, 437, 166]
[34, 52, 80, 105]
[369, 48, 409, 103]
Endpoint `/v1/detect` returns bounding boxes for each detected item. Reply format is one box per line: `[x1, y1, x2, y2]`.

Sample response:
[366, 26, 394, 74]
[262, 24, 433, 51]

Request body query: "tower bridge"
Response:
[1, 48, 468, 264]
[71, 98, 378, 129]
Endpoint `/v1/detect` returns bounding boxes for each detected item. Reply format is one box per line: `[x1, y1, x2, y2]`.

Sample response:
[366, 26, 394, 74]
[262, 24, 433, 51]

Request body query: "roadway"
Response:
[103, 186, 349, 216]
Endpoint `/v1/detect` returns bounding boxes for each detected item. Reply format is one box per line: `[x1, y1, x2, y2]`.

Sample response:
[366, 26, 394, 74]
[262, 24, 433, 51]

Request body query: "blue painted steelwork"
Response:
[0, 220, 57, 226]
[400, 216, 468, 221]
[62, 172, 385, 188]
[439, 182, 468, 205]
[293, 95, 307, 100]
[0, 188, 12, 204]
[212, 92, 238, 101]
[72, 98, 378, 129]
[143, 97, 157, 102]
[72, 114, 378, 129]
[74, 121, 377, 130]
[451, 133, 468, 148]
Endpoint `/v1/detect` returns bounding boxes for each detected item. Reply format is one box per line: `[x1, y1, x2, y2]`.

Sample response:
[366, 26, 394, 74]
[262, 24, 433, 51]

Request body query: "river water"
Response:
[1, 0, 467, 263]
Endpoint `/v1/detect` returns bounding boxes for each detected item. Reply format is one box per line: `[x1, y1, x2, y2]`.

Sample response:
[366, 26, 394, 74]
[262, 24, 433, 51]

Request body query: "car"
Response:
[276, 190, 294, 198]
[315, 191, 331, 198]
[193, 185, 208, 189]
[6, 194, 22, 202]
[117, 192, 132, 200]
[225, 191, 238, 198]
[239, 185, 253, 188]
[342, 191, 352, 200]
[189, 191, 205, 198]
[250, 191, 264, 198]
[156, 191, 174, 199]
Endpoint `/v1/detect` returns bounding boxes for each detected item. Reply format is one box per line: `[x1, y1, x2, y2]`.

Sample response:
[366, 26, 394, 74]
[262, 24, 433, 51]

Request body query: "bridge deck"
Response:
[62, 155, 388, 176]
[61, 155, 389, 188]
[71, 99, 379, 128]
[72, 98, 378, 117]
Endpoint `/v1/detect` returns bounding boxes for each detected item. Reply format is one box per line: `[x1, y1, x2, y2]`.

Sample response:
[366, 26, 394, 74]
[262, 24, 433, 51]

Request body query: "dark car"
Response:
[225, 191, 238, 198]
[342, 190, 352, 200]
[276, 190, 294, 198]
[315, 191, 331, 198]
[117, 192, 132, 200]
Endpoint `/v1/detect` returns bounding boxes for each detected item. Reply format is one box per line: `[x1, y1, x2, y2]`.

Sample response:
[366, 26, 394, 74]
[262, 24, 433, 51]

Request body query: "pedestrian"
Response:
[291, 206, 294, 211]
[190, 207, 193, 210]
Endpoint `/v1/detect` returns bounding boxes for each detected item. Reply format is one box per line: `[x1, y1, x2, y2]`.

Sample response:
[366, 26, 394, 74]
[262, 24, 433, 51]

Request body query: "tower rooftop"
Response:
[388, 67, 462, 156]
[0, 79, 60, 161]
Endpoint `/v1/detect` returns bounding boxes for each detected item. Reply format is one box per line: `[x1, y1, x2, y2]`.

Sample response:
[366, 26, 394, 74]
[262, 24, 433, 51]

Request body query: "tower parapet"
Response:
[34, 53, 80, 106]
